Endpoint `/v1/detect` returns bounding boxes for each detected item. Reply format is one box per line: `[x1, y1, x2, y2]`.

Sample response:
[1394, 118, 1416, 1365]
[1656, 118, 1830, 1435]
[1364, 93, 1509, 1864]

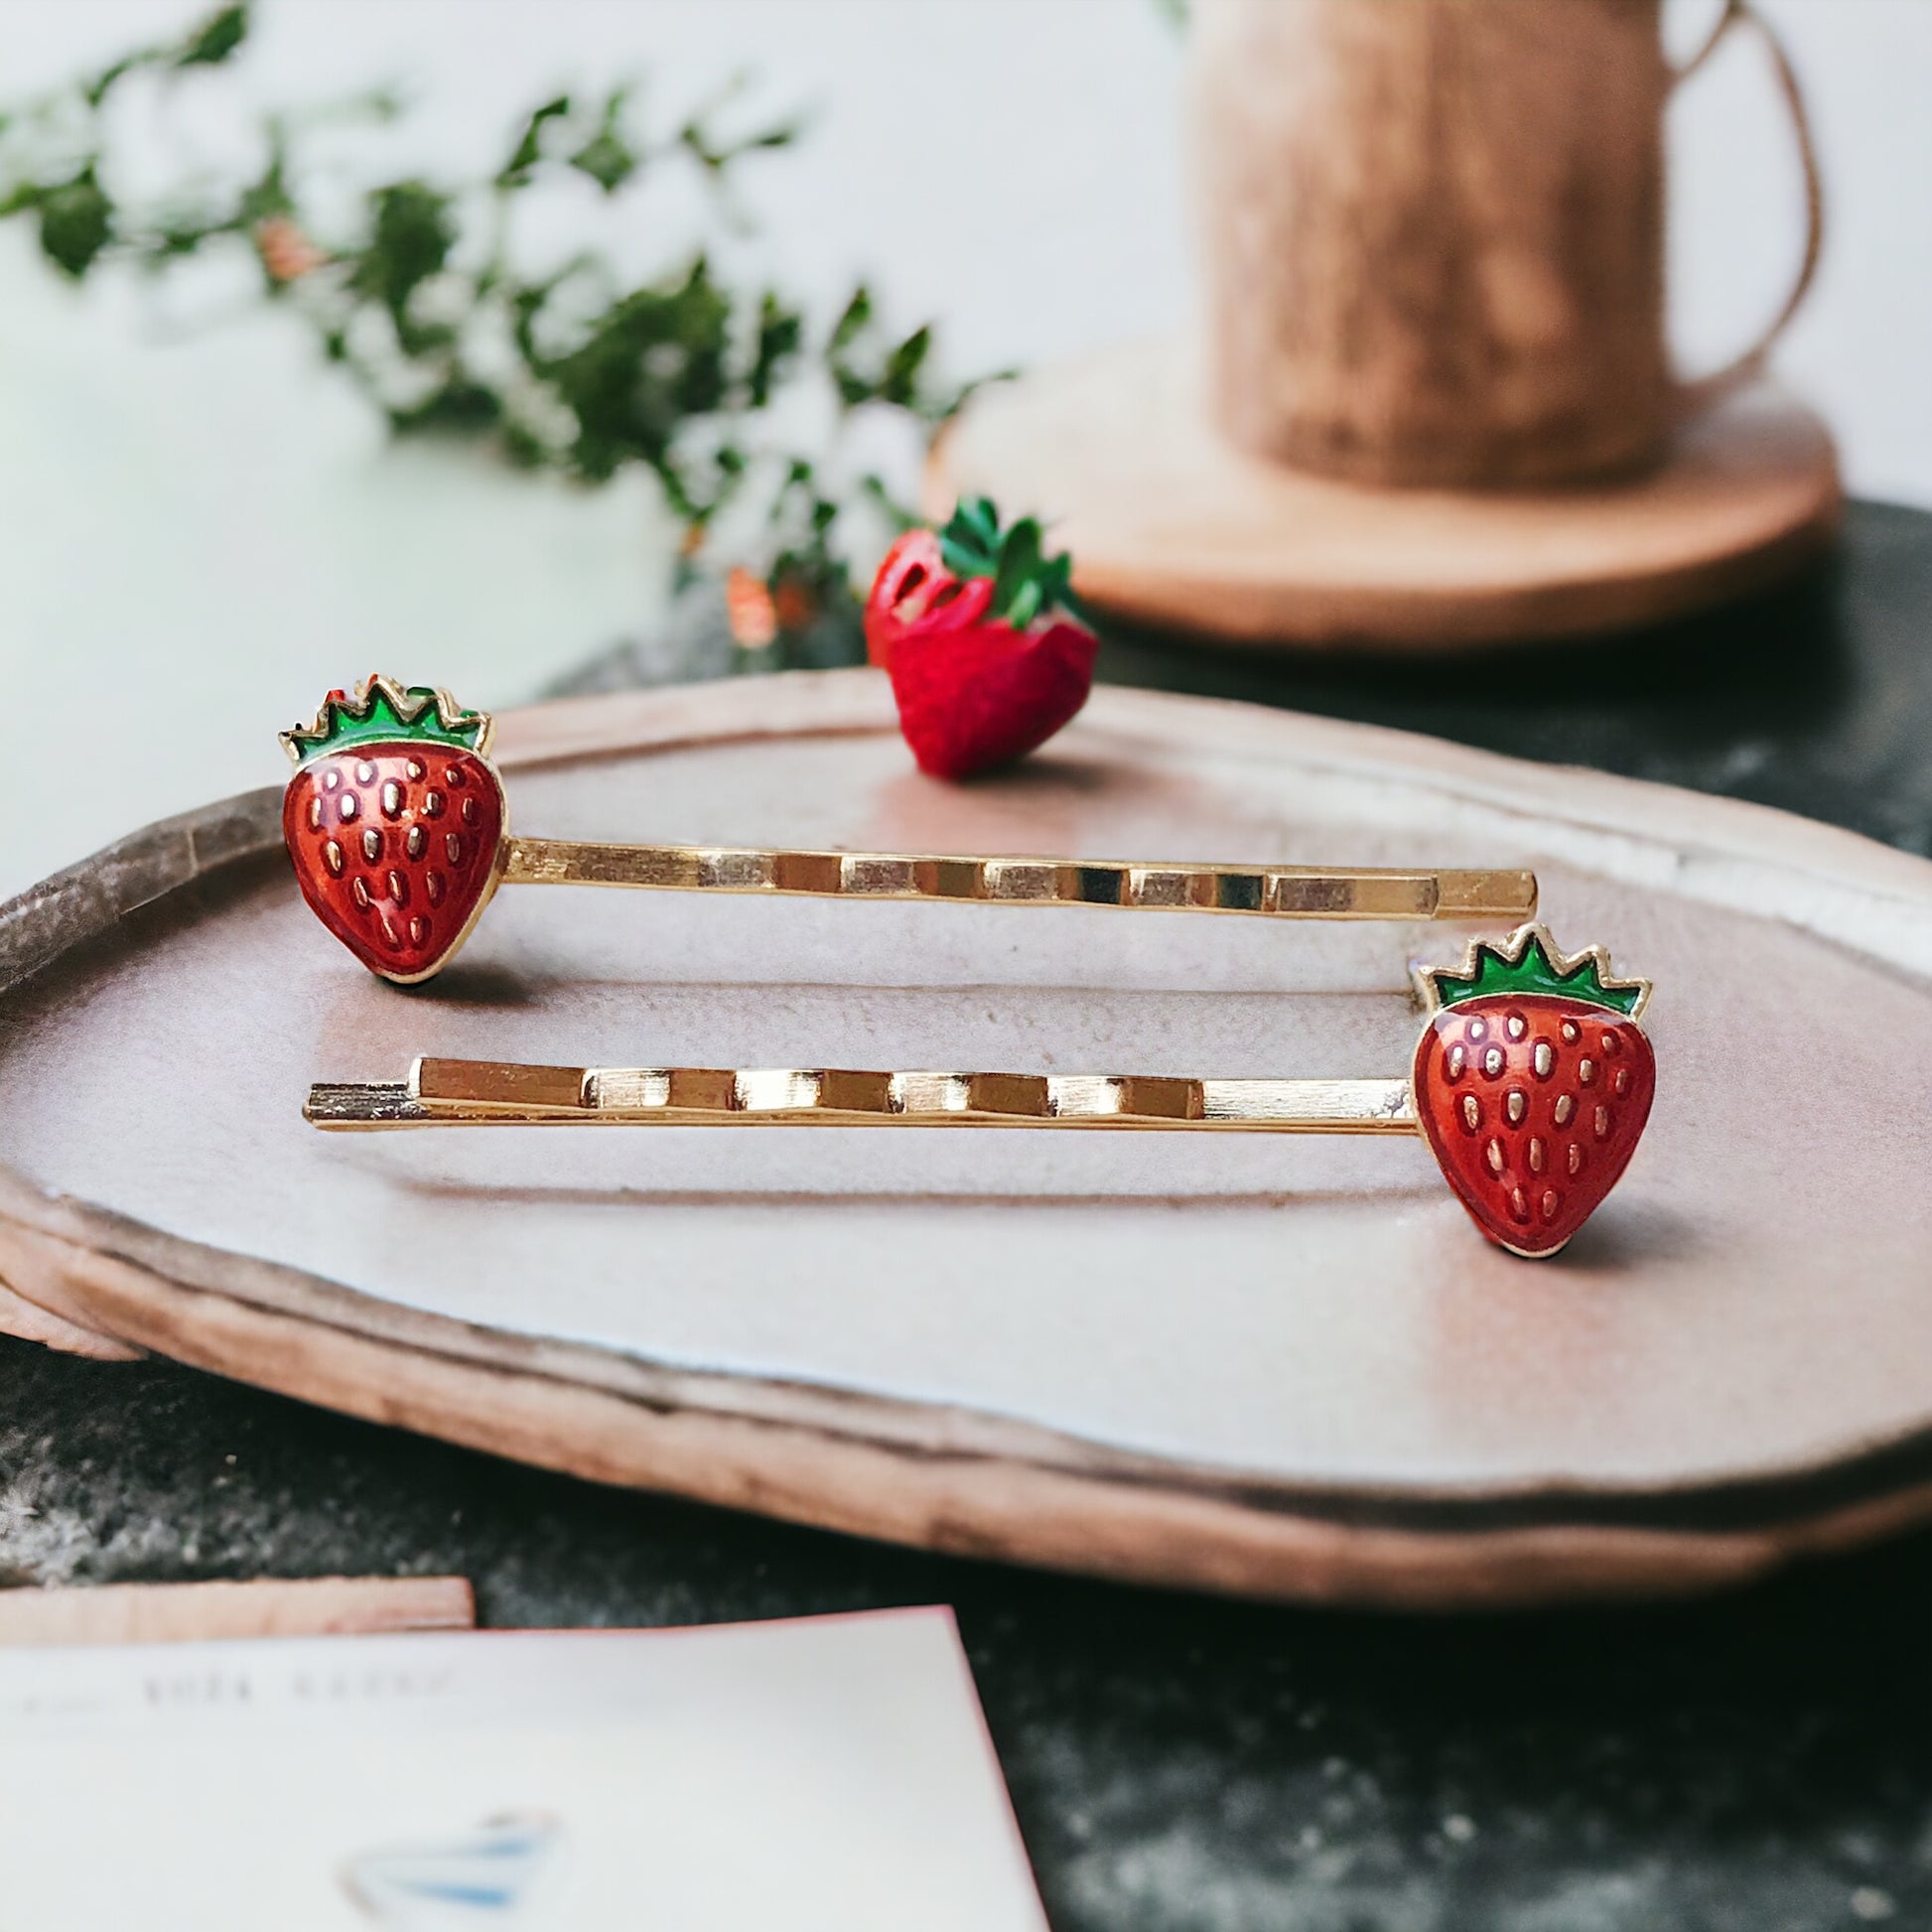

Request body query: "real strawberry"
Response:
[869, 496, 1097, 778]
[892, 616, 1097, 779]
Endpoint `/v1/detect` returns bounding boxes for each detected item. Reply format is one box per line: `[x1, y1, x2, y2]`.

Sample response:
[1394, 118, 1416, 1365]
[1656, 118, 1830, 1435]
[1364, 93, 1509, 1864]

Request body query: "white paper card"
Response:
[0, 1605, 1047, 1932]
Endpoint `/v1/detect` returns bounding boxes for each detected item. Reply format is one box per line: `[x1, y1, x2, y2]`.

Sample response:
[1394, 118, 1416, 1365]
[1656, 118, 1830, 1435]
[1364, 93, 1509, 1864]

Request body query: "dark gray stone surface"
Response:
[3, 1338, 1929, 1932]
[1099, 502, 1932, 864]
[6, 502, 1932, 1931]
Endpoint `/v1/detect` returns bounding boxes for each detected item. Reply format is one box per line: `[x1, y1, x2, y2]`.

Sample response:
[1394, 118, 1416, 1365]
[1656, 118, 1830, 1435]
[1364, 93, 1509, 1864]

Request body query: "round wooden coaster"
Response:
[926, 341, 1843, 650]
[4, 671, 1932, 1607]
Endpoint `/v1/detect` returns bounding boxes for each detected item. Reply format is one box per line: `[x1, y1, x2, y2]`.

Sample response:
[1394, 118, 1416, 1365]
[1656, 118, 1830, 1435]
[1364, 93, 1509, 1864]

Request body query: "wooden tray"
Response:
[926, 340, 1842, 650]
[4, 670, 1931, 1608]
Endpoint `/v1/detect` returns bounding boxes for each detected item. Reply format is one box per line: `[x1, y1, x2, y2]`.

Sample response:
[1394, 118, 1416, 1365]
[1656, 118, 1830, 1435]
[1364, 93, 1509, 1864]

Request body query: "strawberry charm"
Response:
[1413, 924, 1655, 1259]
[281, 675, 506, 985]
[867, 497, 1098, 780]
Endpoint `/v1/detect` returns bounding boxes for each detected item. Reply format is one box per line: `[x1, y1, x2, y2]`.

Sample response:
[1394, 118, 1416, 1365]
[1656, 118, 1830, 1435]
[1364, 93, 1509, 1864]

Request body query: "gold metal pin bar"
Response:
[306, 1057, 1421, 1133]
[501, 839, 1536, 924]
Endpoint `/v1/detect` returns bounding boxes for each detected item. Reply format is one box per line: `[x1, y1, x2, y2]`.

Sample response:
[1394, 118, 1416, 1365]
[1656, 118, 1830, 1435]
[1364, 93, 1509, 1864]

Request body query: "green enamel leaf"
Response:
[286, 679, 487, 765]
[1431, 931, 1642, 1017]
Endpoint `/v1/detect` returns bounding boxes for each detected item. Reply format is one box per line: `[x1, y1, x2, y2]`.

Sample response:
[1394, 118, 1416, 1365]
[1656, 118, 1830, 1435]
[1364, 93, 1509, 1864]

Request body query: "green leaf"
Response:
[678, 110, 804, 174]
[748, 292, 802, 407]
[990, 516, 1043, 621]
[349, 180, 455, 321]
[176, 4, 248, 68]
[1005, 579, 1042, 630]
[388, 378, 502, 437]
[936, 494, 1002, 578]
[570, 129, 636, 193]
[827, 285, 871, 354]
[570, 91, 638, 193]
[497, 95, 570, 188]
[499, 419, 548, 469]
[929, 496, 1088, 631]
[876, 324, 930, 406]
[38, 173, 111, 278]
[544, 256, 733, 480]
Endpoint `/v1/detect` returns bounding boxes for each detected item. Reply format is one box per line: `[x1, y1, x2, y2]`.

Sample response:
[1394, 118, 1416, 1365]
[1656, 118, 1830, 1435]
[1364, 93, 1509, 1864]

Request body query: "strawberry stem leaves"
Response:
[1425, 928, 1646, 1018]
[934, 495, 1090, 631]
[281, 675, 489, 765]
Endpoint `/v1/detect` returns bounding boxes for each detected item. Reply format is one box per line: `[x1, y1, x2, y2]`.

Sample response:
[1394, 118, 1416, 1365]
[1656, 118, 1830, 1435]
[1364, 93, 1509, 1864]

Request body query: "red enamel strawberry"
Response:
[867, 497, 1098, 779]
[280, 675, 506, 984]
[1413, 925, 1655, 1259]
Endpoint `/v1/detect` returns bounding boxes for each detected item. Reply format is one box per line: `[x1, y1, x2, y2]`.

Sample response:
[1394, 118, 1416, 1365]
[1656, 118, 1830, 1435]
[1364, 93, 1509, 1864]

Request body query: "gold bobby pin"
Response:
[310, 1059, 1421, 1134]
[280, 675, 1537, 985]
[306, 924, 1654, 1262]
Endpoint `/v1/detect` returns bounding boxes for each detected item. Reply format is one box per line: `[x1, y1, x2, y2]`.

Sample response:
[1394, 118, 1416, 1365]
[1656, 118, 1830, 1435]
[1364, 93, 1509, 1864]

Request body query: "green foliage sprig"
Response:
[0, 3, 979, 623]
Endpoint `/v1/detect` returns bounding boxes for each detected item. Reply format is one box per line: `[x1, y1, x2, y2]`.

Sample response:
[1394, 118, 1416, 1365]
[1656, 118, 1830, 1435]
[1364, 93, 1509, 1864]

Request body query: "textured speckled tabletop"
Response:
[6, 503, 1932, 1932]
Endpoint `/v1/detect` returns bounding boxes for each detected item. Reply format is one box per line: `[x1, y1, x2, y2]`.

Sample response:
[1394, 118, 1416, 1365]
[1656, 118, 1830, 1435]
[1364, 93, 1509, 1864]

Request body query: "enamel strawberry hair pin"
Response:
[278, 674, 1539, 986]
[307, 921, 1653, 1260]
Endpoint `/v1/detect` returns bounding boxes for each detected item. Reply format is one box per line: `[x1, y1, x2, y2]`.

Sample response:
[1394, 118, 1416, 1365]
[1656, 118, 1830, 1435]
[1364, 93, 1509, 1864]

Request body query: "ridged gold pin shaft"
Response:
[306, 1058, 1421, 1134]
[501, 839, 1535, 923]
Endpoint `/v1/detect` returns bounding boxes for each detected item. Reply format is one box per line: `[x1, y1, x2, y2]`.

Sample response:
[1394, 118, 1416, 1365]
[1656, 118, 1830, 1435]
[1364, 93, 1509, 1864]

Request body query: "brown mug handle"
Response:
[1669, 0, 1824, 418]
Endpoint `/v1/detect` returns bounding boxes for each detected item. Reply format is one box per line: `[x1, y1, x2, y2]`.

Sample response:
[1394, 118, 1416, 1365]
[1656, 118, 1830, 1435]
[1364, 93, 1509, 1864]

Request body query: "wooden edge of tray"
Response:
[8, 1205, 1932, 1609]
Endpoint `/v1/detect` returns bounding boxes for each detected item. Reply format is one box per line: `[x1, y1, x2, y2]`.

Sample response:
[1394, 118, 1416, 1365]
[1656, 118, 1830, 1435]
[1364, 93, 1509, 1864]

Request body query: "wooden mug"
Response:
[1191, 0, 1822, 487]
